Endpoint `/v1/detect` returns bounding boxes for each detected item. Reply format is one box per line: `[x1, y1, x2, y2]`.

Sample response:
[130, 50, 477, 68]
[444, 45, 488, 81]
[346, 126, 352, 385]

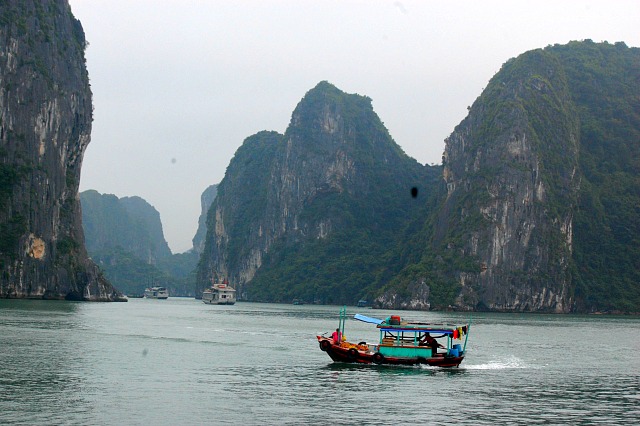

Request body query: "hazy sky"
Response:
[69, 0, 640, 254]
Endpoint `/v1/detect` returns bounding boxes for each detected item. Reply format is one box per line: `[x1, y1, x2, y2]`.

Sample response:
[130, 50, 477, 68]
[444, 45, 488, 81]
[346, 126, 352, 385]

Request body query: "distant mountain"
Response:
[192, 184, 217, 254]
[81, 190, 171, 263]
[196, 82, 438, 302]
[81, 190, 197, 296]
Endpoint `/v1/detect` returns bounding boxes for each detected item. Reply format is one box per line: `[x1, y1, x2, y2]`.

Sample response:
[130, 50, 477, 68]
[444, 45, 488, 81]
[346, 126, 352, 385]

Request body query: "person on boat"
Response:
[420, 333, 443, 353]
[332, 328, 342, 345]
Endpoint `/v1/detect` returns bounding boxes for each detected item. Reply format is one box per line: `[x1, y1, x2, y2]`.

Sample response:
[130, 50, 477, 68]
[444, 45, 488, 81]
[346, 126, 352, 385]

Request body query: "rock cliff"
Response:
[0, 0, 124, 300]
[196, 42, 639, 313]
[80, 190, 172, 264]
[197, 82, 432, 301]
[196, 130, 282, 297]
[439, 48, 579, 312]
[376, 41, 639, 313]
[192, 184, 217, 254]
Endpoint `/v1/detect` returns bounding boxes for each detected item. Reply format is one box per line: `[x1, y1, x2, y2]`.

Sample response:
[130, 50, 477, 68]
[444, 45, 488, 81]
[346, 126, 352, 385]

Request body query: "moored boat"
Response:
[202, 279, 236, 305]
[144, 286, 169, 299]
[317, 307, 470, 368]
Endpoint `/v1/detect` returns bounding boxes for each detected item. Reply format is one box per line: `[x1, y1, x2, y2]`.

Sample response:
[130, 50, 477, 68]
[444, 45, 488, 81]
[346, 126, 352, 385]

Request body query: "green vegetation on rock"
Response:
[196, 42, 639, 313]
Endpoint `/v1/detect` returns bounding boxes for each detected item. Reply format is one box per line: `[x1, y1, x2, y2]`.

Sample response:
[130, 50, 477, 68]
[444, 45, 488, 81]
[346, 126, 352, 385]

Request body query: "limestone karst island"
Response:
[0, 0, 123, 300]
[1, 2, 639, 313]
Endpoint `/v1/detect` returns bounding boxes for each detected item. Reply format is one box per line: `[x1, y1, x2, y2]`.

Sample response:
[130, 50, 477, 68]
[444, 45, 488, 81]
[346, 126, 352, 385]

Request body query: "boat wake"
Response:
[464, 355, 537, 370]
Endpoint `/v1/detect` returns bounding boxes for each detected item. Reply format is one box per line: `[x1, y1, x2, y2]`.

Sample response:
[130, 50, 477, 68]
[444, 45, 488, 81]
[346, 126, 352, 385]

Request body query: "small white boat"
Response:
[144, 286, 169, 299]
[202, 280, 236, 305]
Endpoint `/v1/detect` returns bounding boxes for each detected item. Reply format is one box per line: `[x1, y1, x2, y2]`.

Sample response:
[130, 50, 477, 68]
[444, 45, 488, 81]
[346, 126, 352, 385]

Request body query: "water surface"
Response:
[1, 299, 638, 425]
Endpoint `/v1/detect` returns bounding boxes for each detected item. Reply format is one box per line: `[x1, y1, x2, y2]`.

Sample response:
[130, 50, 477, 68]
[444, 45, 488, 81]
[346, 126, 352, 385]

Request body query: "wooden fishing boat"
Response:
[317, 308, 470, 368]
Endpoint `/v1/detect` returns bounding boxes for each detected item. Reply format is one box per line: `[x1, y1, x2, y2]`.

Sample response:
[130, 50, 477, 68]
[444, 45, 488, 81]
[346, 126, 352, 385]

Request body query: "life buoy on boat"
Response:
[319, 339, 331, 351]
[347, 348, 358, 361]
[373, 352, 385, 364]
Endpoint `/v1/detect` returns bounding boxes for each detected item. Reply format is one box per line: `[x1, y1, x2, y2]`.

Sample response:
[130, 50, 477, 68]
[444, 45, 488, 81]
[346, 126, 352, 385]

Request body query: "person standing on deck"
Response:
[332, 328, 342, 345]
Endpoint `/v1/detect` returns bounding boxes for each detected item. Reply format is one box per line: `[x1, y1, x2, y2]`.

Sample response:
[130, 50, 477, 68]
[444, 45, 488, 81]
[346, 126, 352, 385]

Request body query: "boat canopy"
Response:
[353, 314, 383, 324]
[354, 313, 468, 338]
[377, 323, 468, 336]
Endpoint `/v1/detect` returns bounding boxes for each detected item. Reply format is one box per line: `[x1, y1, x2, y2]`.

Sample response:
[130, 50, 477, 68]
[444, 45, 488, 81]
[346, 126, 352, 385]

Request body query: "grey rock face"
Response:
[0, 0, 124, 301]
[192, 184, 217, 254]
[440, 50, 578, 312]
[196, 82, 427, 300]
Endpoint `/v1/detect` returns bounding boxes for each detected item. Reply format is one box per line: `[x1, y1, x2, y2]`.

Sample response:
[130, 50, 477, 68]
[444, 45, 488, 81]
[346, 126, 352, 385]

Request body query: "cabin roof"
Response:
[377, 322, 465, 333]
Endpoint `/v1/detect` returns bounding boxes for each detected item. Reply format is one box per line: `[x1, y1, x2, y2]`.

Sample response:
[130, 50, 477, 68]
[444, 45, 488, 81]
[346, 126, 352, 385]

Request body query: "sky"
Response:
[69, 0, 640, 254]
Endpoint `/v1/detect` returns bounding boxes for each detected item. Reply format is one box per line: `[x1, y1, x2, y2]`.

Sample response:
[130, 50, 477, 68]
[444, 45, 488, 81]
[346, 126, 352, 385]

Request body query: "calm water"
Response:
[1, 298, 638, 425]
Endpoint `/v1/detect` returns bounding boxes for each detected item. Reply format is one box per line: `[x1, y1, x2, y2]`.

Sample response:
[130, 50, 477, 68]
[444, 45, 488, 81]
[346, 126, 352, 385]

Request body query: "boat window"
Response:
[400, 331, 419, 346]
[380, 330, 422, 346]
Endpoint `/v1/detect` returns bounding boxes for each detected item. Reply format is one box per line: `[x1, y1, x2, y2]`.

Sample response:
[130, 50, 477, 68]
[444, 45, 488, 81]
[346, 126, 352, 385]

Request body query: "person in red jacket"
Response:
[332, 328, 342, 345]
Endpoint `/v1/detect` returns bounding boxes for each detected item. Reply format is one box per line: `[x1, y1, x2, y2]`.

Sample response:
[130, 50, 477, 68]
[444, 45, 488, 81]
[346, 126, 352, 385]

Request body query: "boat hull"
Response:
[202, 299, 236, 305]
[202, 283, 236, 305]
[144, 287, 168, 299]
[317, 336, 464, 368]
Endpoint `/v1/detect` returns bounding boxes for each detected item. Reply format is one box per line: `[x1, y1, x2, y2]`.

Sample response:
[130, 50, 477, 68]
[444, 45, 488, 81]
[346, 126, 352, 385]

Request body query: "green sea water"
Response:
[1, 298, 638, 425]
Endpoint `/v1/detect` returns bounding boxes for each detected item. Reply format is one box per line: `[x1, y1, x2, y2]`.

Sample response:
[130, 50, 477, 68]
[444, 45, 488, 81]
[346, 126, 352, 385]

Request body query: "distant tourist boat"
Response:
[202, 279, 236, 305]
[144, 286, 169, 299]
[317, 307, 470, 368]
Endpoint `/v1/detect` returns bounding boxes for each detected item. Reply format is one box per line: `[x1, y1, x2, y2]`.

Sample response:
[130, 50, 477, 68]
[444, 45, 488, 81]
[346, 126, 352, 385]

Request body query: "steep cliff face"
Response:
[440, 49, 579, 312]
[197, 82, 430, 302]
[196, 43, 638, 312]
[382, 41, 639, 313]
[0, 1, 123, 300]
[196, 131, 282, 296]
[192, 184, 217, 254]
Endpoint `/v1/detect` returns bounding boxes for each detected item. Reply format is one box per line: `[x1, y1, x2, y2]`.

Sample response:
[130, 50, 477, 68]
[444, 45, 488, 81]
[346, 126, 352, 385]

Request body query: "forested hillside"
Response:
[196, 82, 439, 303]
[81, 190, 197, 296]
[81, 190, 171, 262]
[555, 41, 640, 312]
[384, 40, 638, 313]
[196, 41, 638, 313]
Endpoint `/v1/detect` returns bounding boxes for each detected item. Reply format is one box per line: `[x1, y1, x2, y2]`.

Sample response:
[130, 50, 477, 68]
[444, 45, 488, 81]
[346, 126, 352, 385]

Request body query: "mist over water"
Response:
[1, 299, 638, 425]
